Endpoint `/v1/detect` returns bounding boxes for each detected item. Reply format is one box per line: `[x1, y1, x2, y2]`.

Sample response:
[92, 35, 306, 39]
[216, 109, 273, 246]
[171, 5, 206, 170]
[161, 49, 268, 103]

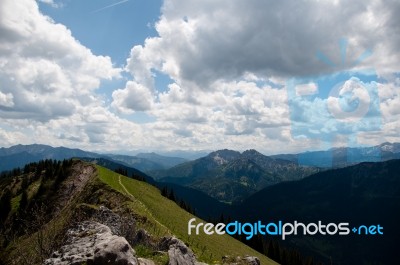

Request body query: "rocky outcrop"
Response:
[43, 214, 259, 265]
[93, 205, 125, 235]
[44, 221, 138, 265]
[134, 229, 153, 246]
[242, 256, 260, 265]
[159, 237, 200, 265]
[222, 255, 261, 265]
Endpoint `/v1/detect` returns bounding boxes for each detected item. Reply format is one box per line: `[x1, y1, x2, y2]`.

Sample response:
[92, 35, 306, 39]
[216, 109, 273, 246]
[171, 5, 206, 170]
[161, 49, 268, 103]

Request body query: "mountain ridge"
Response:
[152, 148, 320, 203]
[0, 158, 276, 265]
[0, 144, 187, 173]
[271, 142, 400, 167]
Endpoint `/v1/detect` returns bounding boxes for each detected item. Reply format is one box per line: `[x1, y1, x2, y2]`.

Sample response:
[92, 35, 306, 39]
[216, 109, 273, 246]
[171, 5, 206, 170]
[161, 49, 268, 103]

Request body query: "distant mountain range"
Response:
[106, 153, 187, 172]
[2, 142, 400, 204]
[271, 142, 400, 168]
[0, 144, 187, 173]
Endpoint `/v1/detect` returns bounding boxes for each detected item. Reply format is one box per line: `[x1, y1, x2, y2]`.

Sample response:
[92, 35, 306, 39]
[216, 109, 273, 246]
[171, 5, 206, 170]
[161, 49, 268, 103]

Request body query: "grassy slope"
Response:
[97, 165, 278, 265]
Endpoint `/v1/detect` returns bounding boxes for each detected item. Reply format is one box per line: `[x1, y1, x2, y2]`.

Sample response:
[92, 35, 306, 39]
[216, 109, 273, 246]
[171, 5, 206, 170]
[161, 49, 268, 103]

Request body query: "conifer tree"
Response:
[19, 189, 28, 212]
[0, 188, 12, 221]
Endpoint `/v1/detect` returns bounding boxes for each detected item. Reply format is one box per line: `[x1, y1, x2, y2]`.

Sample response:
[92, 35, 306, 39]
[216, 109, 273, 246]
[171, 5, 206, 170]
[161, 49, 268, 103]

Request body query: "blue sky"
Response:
[39, 0, 161, 65]
[0, 0, 399, 154]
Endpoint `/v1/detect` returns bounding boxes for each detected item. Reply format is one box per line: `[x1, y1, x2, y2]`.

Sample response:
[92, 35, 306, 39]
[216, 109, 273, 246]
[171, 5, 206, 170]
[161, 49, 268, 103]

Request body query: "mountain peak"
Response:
[379, 142, 400, 152]
[242, 149, 263, 156]
[208, 149, 241, 165]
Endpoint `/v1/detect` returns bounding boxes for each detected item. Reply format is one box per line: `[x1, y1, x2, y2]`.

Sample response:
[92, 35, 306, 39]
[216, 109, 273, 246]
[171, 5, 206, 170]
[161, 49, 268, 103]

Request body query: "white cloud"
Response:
[112, 81, 154, 113]
[0, 0, 145, 152]
[327, 78, 371, 122]
[296, 83, 318, 97]
[379, 81, 400, 119]
[107, 0, 400, 153]
[37, 0, 62, 8]
[123, 0, 400, 91]
[0, 0, 120, 122]
[1, 0, 399, 154]
[0, 91, 14, 107]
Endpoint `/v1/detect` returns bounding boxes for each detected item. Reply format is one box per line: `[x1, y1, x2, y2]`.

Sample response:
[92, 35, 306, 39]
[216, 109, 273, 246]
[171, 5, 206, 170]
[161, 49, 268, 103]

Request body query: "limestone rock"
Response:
[242, 256, 260, 265]
[222, 255, 260, 265]
[134, 228, 152, 246]
[138, 257, 156, 265]
[44, 221, 138, 265]
[159, 237, 198, 265]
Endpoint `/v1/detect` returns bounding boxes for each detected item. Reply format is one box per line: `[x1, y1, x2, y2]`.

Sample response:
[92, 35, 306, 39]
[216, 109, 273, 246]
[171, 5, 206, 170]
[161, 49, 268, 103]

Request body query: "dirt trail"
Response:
[117, 175, 171, 234]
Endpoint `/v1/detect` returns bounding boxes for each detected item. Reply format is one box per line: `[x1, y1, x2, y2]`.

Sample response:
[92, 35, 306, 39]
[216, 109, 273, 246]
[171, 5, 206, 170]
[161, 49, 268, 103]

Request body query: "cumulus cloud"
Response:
[0, 0, 145, 152]
[112, 81, 154, 113]
[327, 78, 371, 122]
[1, 0, 399, 154]
[123, 0, 400, 91]
[37, 0, 62, 8]
[0, 91, 14, 107]
[107, 0, 400, 153]
[0, 0, 120, 122]
[296, 83, 318, 97]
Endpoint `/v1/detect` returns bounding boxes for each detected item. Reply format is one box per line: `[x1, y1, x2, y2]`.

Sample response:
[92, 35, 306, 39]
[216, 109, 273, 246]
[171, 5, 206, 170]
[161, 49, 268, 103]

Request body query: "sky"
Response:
[0, 0, 399, 155]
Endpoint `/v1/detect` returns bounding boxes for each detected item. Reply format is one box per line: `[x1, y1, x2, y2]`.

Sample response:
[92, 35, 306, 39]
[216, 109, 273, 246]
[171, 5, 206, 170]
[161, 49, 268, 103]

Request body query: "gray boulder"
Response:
[222, 255, 260, 265]
[44, 221, 138, 265]
[138, 258, 156, 265]
[159, 237, 199, 265]
[242, 256, 260, 265]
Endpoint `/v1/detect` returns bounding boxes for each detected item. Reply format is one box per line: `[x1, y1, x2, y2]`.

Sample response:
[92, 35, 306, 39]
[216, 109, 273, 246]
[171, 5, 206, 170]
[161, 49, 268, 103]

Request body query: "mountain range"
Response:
[271, 142, 400, 168]
[2, 142, 400, 204]
[151, 149, 320, 203]
[0, 144, 187, 173]
[1, 143, 399, 264]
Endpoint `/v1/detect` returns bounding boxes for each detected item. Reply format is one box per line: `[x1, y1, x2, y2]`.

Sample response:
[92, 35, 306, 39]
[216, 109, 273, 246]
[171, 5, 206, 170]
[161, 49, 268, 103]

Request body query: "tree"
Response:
[21, 177, 29, 190]
[115, 168, 128, 176]
[19, 189, 28, 212]
[161, 186, 168, 197]
[0, 188, 12, 221]
[267, 240, 275, 260]
[168, 189, 176, 202]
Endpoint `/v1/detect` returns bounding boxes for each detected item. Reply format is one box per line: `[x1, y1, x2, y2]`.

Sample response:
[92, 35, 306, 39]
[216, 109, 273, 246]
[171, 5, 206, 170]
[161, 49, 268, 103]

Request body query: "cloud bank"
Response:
[0, 0, 399, 153]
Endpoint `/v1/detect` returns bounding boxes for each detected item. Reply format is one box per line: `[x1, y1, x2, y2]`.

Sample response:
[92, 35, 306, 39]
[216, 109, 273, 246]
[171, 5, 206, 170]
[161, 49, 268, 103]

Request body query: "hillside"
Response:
[0, 159, 277, 265]
[79, 157, 230, 220]
[235, 159, 400, 265]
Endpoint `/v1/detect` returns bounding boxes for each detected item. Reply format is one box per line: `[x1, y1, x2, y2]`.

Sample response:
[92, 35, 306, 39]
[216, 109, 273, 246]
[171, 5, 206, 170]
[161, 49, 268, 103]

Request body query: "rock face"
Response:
[44, 221, 138, 265]
[242, 256, 260, 265]
[159, 237, 198, 265]
[138, 258, 156, 265]
[222, 255, 261, 265]
[93, 205, 125, 235]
